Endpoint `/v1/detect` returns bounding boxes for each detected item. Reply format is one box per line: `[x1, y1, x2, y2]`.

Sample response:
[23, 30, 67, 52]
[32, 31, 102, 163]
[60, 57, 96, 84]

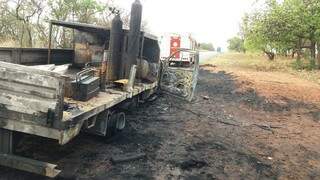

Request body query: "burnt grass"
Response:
[0, 68, 319, 179]
[198, 69, 320, 114]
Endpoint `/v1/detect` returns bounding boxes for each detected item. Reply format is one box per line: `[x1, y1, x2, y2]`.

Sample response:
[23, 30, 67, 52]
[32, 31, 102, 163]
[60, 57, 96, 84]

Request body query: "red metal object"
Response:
[170, 36, 181, 59]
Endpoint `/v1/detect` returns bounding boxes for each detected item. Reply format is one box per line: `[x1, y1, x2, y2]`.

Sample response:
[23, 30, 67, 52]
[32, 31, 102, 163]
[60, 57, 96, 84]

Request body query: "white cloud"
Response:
[113, 0, 256, 50]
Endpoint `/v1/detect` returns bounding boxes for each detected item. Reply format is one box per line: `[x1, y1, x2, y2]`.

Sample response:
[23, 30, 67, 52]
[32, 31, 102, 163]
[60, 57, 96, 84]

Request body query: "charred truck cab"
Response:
[0, 0, 199, 177]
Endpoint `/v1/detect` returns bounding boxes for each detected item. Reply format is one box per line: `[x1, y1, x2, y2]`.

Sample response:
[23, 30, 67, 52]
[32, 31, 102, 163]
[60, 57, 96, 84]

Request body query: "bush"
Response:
[291, 58, 317, 71]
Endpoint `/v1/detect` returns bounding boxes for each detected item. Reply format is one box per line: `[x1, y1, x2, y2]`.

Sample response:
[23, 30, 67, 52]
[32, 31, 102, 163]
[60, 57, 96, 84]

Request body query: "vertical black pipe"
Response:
[108, 14, 123, 81]
[124, 0, 142, 78]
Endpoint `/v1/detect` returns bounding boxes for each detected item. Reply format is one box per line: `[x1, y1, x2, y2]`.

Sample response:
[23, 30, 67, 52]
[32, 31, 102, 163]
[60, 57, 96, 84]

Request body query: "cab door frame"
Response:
[159, 48, 199, 102]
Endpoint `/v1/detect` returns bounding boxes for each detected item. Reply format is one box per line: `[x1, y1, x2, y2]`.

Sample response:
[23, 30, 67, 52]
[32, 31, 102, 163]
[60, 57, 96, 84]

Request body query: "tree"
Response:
[199, 43, 215, 51]
[0, 0, 44, 47]
[227, 36, 245, 52]
[241, 0, 320, 64]
[0, 0, 116, 48]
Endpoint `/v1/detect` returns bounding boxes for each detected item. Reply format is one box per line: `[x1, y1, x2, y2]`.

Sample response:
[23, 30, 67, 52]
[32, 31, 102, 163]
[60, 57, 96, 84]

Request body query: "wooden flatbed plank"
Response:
[63, 90, 127, 121]
[0, 79, 56, 99]
[0, 90, 58, 114]
[0, 108, 48, 126]
[0, 118, 60, 140]
[58, 83, 158, 144]
[63, 81, 157, 123]
[0, 61, 66, 79]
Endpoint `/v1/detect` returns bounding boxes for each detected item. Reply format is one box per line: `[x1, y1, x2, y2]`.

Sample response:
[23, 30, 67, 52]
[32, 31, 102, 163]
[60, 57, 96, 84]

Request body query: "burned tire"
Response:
[105, 111, 126, 138]
[115, 112, 126, 131]
[88, 110, 126, 139]
[105, 112, 117, 138]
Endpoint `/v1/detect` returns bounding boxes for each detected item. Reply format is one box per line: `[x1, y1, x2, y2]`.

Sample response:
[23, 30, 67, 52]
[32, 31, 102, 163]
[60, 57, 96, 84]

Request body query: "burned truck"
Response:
[0, 0, 199, 177]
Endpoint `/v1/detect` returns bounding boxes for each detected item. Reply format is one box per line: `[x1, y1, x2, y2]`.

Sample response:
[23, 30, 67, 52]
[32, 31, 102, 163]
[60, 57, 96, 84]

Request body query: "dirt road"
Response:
[1, 65, 320, 180]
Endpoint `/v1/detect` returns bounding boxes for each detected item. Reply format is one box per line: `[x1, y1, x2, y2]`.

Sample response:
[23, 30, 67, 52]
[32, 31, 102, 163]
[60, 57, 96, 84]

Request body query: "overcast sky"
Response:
[114, 0, 256, 50]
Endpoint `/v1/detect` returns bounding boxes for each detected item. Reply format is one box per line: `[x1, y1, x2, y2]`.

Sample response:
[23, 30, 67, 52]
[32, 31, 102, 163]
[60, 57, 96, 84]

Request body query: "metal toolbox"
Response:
[71, 68, 100, 101]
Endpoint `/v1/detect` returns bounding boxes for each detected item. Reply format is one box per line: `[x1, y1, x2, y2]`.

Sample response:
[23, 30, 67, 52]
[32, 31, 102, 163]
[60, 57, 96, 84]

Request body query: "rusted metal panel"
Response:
[0, 61, 65, 128]
[73, 31, 106, 68]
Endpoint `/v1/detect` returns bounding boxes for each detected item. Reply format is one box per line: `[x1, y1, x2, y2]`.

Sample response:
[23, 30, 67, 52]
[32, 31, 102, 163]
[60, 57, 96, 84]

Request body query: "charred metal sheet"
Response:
[50, 20, 109, 33]
[161, 68, 195, 99]
[160, 52, 199, 102]
[0, 48, 73, 65]
[142, 37, 160, 64]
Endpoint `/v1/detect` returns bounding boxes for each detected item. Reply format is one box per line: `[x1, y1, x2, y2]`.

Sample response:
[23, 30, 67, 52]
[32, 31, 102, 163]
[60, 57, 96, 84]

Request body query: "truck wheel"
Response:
[105, 112, 117, 138]
[105, 112, 126, 137]
[115, 112, 126, 131]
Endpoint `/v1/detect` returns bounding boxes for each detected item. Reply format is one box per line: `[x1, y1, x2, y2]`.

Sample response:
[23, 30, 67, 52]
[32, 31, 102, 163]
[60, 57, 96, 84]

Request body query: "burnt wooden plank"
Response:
[111, 152, 146, 164]
[0, 80, 56, 99]
[0, 91, 58, 113]
[0, 154, 61, 177]
[0, 61, 65, 127]
[0, 67, 63, 89]
[0, 109, 48, 126]
[0, 118, 60, 140]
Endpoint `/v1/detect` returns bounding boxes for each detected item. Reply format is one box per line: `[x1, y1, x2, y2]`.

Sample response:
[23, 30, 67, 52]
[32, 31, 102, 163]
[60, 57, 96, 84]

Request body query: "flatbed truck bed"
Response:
[1, 80, 157, 146]
[0, 77, 158, 177]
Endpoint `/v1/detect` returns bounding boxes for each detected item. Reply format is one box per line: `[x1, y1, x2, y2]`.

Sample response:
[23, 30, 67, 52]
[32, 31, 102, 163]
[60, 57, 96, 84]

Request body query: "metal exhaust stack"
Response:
[108, 14, 123, 81]
[123, 0, 142, 78]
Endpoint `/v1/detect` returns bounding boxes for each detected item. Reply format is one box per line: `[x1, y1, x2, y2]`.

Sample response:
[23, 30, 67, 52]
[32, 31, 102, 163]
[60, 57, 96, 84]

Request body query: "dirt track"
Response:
[1, 65, 320, 180]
